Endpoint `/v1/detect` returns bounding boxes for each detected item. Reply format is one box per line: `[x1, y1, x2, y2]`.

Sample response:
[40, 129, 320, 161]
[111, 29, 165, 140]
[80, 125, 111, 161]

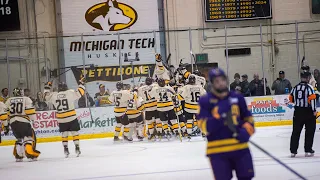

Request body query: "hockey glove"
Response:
[79, 77, 86, 85]
[3, 125, 9, 135]
[225, 110, 238, 137]
[236, 123, 254, 143]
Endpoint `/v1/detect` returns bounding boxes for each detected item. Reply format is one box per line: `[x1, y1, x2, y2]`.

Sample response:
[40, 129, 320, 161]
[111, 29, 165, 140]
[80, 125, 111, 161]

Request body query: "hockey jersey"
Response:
[173, 86, 183, 115]
[180, 84, 206, 114]
[150, 86, 175, 112]
[45, 85, 85, 123]
[197, 91, 254, 156]
[126, 92, 144, 119]
[5, 96, 36, 124]
[109, 90, 133, 117]
[0, 101, 8, 126]
[138, 85, 157, 112]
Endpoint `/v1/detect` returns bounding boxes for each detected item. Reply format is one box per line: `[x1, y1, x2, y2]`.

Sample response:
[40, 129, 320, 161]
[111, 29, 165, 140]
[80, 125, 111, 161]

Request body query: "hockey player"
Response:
[149, 78, 180, 139]
[193, 70, 206, 88]
[44, 79, 85, 157]
[0, 101, 8, 143]
[170, 81, 187, 136]
[126, 88, 145, 141]
[176, 65, 206, 87]
[180, 75, 206, 138]
[138, 77, 159, 140]
[153, 54, 171, 84]
[5, 88, 40, 162]
[109, 82, 133, 142]
[197, 68, 255, 180]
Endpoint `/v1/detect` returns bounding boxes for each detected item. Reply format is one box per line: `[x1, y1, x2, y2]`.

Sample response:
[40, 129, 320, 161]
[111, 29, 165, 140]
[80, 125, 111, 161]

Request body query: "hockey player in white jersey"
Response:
[176, 66, 206, 87]
[109, 82, 134, 142]
[138, 77, 159, 140]
[150, 78, 180, 139]
[0, 101, 8, 143]
[126, 89, 145, 141]
[44, 79, 85, 157]
[4, 88, 40, 161]
[180, 75, 206, 139]
[169, 81, 187, 137]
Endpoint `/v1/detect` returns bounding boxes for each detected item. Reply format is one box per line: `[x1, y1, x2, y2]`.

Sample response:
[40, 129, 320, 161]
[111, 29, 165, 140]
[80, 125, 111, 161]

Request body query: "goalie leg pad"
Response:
[13, 139, 24, 159]
[24, 137, 40, 158]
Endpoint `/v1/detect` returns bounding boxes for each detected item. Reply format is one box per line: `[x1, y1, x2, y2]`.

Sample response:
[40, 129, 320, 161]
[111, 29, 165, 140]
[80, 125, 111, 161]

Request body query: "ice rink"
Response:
[0, 125, 319, 180]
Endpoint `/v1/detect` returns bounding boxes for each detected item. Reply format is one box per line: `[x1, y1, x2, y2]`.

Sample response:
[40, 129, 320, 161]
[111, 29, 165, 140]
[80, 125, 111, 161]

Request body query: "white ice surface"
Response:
[0, 125, 319, 180]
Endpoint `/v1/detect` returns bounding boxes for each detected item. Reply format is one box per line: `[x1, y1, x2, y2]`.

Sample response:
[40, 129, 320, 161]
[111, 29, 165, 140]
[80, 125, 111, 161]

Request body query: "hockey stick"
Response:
[225, 112, 307, 180]
[190, 51, 198, 72]
[173, 96, 183, 142]
[249, 140, 306, 180]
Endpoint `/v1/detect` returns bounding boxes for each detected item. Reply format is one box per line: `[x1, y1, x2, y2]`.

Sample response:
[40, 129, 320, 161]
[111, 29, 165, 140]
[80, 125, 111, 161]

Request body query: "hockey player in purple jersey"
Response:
[197, 68, 255, 180]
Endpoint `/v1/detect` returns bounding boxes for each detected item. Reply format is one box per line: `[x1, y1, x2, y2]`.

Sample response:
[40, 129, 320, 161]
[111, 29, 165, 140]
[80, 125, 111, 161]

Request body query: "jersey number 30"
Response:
[10, 102, 23, 114]
[56, 99, 69, 111]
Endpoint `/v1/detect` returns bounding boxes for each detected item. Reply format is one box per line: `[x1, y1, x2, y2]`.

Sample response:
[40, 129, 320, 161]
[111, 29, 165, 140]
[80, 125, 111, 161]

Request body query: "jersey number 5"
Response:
[10, 102, 23, 114]
[56, 99, 69, 111]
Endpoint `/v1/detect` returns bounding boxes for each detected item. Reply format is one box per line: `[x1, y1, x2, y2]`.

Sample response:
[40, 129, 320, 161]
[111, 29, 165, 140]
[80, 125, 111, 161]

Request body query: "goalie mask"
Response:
[58, 82, 68, 92]
[13, 88, 22, 97]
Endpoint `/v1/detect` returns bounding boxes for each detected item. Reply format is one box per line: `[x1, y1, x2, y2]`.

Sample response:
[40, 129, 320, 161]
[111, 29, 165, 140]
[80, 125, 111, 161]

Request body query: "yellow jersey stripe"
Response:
[137, 105, 145, 111]
[78, 87, 85, 96]
[10, 115, 30, 120]
[114, 107, 127, 113]
[157, 101, 173, 107]
[207, 143, 248, 155]
[56, 110, 76, 119]
[177, 94, 184, 101]
[126, 109, 140, 115]
[185, 103, 199, 110]
[25, 108, 36, 115]
[207, 138, 239, 148]
[144, 101, 157, 108]
[0, 113, 8, 120]
[184, 71, 190, 79]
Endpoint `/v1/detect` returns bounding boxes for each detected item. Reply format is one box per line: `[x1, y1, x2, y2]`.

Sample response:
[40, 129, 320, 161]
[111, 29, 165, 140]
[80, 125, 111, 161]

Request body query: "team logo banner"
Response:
[71, 64, 156, 83]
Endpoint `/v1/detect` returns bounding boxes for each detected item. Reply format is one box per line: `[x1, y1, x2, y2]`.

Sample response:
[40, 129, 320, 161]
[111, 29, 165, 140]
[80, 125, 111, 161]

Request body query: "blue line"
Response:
[69, 168, 211, 180]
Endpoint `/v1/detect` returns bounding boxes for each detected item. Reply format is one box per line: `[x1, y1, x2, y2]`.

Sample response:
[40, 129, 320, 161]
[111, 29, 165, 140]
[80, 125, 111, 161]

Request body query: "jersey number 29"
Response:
[56, 99, 69, 111]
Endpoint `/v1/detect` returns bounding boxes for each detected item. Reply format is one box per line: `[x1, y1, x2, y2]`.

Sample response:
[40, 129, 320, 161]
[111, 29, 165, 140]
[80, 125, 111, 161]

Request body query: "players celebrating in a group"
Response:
[44, 78, 86, 158]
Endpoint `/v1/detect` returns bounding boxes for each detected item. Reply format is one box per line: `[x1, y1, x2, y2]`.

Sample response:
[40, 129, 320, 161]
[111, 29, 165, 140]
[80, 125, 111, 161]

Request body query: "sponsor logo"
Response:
[247, 97, 285, 115]
[85, 0, 138, 31]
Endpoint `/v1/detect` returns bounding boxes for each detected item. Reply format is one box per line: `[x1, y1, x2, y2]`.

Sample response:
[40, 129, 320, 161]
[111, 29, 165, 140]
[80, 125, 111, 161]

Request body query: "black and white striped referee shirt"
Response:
[289, 82, 317, 112]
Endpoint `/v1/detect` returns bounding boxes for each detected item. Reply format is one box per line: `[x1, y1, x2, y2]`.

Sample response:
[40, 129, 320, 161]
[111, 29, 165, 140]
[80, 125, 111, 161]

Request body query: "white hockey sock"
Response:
[162, 121, 169, 133]
[123, 125, 131, 138]
[147, 120, 155, 135]
[136, 121, 144, 137]
[170, 119, 179, 132]
[155, 119, 163, 133]
[71, 131, 80, 146]
[62, 132, 68, 147]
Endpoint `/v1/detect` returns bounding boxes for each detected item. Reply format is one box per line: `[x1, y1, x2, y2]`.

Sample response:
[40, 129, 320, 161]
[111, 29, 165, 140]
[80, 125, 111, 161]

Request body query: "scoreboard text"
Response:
[205, 0, 272, 21]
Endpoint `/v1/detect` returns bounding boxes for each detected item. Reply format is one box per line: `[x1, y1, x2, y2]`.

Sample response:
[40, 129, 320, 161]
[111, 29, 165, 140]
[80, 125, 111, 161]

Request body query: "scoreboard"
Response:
[0, 0, 20, 31]
[205, 0, 272, 22]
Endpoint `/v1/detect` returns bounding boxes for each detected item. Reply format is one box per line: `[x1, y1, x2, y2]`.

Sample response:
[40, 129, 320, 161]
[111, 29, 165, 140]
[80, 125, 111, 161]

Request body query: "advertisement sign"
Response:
[60, 0, 162, 96]
[245, 95, 295, 122]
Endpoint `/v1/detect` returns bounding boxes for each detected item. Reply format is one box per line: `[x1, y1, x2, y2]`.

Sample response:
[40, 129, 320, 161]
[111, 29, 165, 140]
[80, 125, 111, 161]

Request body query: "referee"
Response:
[289, 70, 317, 157]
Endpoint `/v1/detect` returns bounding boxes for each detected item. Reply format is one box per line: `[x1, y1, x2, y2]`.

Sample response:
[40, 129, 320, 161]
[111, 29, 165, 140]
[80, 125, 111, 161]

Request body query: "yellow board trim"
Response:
[1, 120, 318, 146]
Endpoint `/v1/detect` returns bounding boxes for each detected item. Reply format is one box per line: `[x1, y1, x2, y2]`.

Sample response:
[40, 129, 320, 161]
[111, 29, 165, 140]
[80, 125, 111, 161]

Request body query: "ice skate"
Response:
[123, 136, 133, 142]
[114, 136, 121, 142]
[16, 158, 23, 162]
[305, 150, 315, 157]
[148, 134, 156, 141]
[137, 136, 144, 141]
[75, 145, 81, 157]
[187, 134, 192, 141]
[64, 146, 70, 158]
[166, 132, 172, 140]
[291, 153, 297, 158]
[156, 131, 162, 141]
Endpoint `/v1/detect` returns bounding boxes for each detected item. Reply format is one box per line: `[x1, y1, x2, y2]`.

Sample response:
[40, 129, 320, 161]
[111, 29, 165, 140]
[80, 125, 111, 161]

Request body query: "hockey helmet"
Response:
[209, 68, 228, 94]
[58, 82, 68, 92]
[188, 75, 196, 85]
[193, 70, 201, 76]
[13, 88, 22, 97]
[116, 81, 123, 90]
[300, 71, 311, 79]
[158, 78, 166, 87]
[155, 54, 162, 62]
[145, 77, 153, 86]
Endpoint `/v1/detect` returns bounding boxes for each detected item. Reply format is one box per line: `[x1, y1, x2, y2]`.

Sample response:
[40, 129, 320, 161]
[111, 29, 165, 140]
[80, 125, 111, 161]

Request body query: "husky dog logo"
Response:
[85, 0, 138, 31]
